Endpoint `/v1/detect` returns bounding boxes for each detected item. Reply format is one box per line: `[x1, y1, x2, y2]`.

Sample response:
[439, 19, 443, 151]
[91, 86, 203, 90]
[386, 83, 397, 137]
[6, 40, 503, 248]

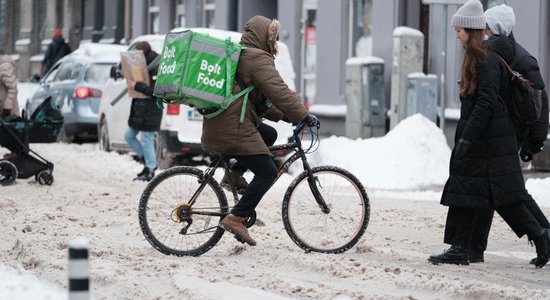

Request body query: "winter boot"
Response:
[134, 168, 155, 182]
[219, 214, 256, 246]
[428, 244, 469, 265]
[533, 229, 550, 268]
[221, 169, 248, 194]
[136, 167, 148, 177]
[467, 248, 484, 263]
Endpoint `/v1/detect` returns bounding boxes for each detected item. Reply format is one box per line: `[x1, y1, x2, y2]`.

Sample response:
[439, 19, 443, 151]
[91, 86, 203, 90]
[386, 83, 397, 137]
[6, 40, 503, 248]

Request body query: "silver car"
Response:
[26, 44, 127, 142]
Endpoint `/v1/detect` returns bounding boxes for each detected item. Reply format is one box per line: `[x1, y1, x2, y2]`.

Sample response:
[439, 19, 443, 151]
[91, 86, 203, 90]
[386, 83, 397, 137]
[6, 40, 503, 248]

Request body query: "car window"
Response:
[43, 63, 61, 84]
[54, 62, 83, 82]
[85, 63, 114, 84]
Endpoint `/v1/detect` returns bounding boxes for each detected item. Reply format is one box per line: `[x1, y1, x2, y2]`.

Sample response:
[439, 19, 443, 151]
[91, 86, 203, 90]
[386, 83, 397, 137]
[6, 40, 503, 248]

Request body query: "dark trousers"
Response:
[232, 123, 277, 173]
[470, 195, 550, 251]
[444, 203, 545, 249]
[230, 154, 277, 217]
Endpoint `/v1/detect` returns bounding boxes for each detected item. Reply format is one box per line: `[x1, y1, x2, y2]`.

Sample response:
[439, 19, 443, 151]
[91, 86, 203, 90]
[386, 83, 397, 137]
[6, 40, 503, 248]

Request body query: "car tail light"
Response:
[75, 87, 102, 99]
[167, 104, 180, 115]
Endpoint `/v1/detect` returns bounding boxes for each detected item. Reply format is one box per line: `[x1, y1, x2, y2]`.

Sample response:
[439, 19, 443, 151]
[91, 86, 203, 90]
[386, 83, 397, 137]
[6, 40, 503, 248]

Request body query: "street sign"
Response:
[422, 0, 467, 4]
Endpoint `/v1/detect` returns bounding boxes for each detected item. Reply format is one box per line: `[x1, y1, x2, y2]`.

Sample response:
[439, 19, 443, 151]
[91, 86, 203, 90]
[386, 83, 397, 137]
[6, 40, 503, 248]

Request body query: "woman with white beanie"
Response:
[428, 0, 550, 268]
[468, 3, 550, 265]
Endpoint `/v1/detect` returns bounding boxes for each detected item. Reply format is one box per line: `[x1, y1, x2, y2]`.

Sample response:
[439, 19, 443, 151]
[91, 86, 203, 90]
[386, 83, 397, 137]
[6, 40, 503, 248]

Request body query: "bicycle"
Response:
[138, 123, 370, 256]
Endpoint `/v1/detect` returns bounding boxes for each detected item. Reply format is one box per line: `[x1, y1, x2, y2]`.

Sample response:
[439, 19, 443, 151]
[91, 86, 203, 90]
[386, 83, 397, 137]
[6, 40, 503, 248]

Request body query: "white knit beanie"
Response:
[484, 4, 515, 36]
[451, 0, 486, 30]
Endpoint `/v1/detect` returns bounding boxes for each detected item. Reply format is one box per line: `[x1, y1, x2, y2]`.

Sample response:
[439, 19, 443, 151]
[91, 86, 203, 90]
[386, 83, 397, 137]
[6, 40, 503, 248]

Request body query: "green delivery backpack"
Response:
[153, 30, 255, 122]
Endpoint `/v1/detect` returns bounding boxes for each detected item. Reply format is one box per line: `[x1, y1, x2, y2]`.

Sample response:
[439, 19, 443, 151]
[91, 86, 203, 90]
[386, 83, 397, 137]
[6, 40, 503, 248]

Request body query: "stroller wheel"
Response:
[0, 160, 18, 186]
[36, 170, 54, 186]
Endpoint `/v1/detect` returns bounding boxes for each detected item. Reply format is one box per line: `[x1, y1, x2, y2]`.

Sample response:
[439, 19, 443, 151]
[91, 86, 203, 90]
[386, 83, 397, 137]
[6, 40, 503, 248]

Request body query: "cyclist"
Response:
[201, 15, 319, 246]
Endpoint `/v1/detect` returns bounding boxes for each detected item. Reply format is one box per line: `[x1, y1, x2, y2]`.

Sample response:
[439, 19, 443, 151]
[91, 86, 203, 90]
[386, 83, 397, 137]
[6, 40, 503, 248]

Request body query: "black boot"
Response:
[533, 229, 550, 268]
[428, 245, 469, 265]
[136, 167, 148, 177]
[134, 168, 155, 182]
[468, 248, 484, 263]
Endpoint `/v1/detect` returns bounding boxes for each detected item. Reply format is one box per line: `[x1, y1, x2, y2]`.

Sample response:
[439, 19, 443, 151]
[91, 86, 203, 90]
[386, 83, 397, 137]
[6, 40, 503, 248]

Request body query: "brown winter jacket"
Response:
[0, 54, 19, 116]
[201, 16, 308, 156]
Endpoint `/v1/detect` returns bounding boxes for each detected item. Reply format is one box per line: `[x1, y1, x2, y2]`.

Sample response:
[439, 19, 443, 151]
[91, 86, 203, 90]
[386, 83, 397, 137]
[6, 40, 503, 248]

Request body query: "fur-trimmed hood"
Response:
[240, 15, 280, 56]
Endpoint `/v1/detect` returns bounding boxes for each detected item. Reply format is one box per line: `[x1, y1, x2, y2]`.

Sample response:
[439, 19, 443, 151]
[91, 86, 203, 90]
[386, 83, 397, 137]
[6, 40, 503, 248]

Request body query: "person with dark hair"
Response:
[124, 41, 162, 181]
[201, 16, 319, 246]
[466, 4, 550, 264]
[427, 0, 550, 268]
[41, 27, 71, 75]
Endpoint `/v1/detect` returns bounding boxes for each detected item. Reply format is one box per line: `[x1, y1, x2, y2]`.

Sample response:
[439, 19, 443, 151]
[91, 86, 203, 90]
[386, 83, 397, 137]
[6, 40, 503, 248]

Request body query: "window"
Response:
[350, 0, 373, 57]
[85, 63, 114, 84]
[176, 0, 186, 27]
[54, 62, 82, 81]
[149, 0, 160, 34]
[204, 0, 215, 28]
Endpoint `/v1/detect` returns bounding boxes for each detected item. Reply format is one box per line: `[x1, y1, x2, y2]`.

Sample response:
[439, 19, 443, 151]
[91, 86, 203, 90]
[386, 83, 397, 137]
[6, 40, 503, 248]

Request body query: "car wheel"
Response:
[155, 133, 173, 170]
[98, 119, 111, 152]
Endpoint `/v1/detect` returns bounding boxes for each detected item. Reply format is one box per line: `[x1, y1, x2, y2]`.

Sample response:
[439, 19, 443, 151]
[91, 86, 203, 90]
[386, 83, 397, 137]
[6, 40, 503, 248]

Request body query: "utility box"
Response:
[406, 73, 438, 123]
[345, 56, 386, 139]
[390, 27, 424, 129]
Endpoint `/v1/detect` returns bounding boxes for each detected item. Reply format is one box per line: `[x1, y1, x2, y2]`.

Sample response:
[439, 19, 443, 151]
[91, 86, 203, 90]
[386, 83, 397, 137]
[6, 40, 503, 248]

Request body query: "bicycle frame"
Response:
[196, 124, 330, 216]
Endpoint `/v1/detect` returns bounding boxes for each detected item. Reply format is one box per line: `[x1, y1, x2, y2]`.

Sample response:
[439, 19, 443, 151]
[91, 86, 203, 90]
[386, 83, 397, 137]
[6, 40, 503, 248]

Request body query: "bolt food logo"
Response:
[197, 59, 224, 88]
[159, 46, 177, 75]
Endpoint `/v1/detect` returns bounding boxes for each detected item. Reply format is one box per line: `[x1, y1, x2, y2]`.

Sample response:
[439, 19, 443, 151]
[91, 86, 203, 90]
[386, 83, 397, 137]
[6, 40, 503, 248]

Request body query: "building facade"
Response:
[1, 0, 548, 141]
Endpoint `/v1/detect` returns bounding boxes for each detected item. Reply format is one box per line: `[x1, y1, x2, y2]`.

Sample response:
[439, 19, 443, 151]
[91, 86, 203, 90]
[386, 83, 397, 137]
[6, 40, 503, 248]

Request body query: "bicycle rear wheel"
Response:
[282, 166, 370, 253]
[138, 166, 228, 256]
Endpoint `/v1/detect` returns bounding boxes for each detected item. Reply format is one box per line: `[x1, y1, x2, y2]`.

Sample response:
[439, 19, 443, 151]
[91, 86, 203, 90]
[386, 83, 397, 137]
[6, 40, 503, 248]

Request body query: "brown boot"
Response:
[220, 214, 256, 246]
[220, 170, 248, 193]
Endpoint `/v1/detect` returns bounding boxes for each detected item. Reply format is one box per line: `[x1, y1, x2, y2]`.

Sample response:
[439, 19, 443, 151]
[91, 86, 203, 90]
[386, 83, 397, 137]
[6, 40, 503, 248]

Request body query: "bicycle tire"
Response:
[138, 166, 228, 256]
[282, 166, 370, 254]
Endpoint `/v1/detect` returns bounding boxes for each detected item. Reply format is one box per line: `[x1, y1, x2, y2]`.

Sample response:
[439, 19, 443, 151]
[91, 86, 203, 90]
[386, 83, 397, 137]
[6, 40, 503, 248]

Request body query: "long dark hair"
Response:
[460, 29, 487, 96]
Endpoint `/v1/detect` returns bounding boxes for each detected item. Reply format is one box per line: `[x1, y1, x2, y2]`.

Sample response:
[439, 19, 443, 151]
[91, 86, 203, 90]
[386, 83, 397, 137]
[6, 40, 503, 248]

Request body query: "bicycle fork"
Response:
[302, 159, 330, 214]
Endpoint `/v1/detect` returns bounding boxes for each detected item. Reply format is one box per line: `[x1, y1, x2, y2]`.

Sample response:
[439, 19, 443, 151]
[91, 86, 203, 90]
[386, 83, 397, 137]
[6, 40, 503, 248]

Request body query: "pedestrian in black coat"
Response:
[467, 4, 550, 264]
[41, 28, 71, 75]
[427, 0, 550, 268]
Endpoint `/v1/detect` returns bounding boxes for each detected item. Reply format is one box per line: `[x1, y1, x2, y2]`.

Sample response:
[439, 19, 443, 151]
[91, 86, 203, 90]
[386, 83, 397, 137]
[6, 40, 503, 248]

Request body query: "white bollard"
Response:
[68, 237, 90, 300]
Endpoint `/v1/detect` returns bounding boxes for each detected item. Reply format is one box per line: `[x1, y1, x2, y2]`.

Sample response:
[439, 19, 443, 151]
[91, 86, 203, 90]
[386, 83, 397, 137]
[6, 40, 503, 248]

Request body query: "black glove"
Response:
[454, 138, 472, 159]
[520, 144, 533, 162]
[301, 114, 320, 128]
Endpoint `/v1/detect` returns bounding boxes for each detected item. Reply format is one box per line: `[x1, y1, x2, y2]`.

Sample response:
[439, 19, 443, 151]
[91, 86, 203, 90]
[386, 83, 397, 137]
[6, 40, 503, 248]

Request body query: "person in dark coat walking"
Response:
[427, 0, 550, 268]
[201, 15, 317, 246]
[41, 28, 71, 75]
[467, 4, 550, 264]
[124, 41, 162, 181]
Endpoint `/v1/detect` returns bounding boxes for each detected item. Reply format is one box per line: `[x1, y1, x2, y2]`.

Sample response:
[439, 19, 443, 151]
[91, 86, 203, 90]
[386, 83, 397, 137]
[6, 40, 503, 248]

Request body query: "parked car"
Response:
[98, 28, 297, 169]
[26, 43, 127, 142]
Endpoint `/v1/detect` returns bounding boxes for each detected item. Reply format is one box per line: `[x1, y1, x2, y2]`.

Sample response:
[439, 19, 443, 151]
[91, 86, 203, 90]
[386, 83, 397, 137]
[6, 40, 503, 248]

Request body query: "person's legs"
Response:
[496, 203, 550, 267]
[124, 127, 143, 159]
[231, 154, 277, 217]
[223, 123, 278, 191]
[430, 206, 475, 265]
[140, 131, 157, 170]
[220, 154, 277, 246]
[467, 208, 494, 262]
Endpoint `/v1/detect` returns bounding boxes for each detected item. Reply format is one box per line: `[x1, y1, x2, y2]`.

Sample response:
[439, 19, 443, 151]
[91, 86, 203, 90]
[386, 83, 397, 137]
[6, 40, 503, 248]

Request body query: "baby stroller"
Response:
[0, 97, 63, 186]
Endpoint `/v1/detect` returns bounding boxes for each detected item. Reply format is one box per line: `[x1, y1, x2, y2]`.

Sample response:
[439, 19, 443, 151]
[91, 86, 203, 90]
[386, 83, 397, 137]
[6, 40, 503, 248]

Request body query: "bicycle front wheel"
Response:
[282, 166, 370, 253]
[138, 166, 228, 256]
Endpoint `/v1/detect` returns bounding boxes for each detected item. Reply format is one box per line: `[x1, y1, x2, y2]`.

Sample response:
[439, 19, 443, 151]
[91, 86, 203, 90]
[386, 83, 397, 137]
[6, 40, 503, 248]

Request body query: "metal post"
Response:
[68, 237, 90, 300]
